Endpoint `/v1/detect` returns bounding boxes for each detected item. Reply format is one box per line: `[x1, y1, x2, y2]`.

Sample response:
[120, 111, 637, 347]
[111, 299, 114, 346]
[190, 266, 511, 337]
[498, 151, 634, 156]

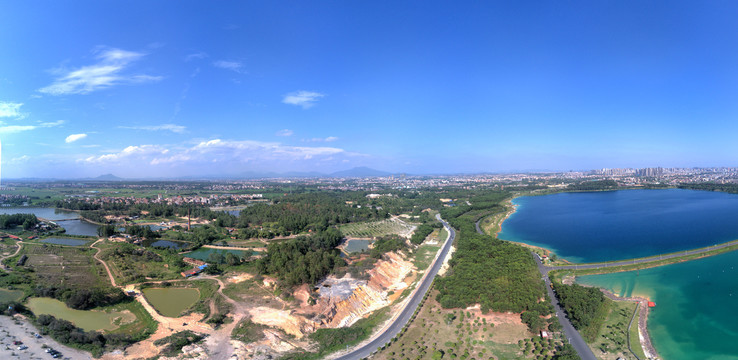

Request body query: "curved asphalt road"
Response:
[335, 214, 456, 360]
[475, 217, 597, 360]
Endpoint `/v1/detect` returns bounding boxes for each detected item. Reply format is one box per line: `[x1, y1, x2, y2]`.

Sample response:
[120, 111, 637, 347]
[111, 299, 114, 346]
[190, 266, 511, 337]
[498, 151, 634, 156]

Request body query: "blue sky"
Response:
[2, 1, 738, 178]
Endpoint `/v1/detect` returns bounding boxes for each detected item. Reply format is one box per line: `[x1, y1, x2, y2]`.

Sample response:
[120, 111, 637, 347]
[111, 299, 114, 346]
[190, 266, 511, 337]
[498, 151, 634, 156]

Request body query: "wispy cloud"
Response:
[276, 129, 294, 137]
[119, 124, 187, 134]
[304, 136, 338, 142]
[185, 52, 207, 62]
[65, 134, 87, 143]
[0, 102, 24, 118]
[213, 60, 245, 73]
[282, 91, 325, 109]
[0, 120, 63, 134]
[39, 48, 162, 95]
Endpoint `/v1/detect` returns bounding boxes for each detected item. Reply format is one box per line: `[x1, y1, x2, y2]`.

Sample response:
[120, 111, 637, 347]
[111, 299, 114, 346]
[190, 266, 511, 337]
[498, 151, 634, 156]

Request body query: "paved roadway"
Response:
[548, 239, 738, 271]
[335, 214, 456, 360]
[475, 217, 597, 360]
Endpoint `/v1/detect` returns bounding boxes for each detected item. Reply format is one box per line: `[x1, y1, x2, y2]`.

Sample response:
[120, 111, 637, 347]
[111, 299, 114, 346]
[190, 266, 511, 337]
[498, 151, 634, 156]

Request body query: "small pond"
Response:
[40, 237, 89, 246]
[142, 288, 200, 318]
[343, 239, 373, 254]
[26, 297, 136, 331]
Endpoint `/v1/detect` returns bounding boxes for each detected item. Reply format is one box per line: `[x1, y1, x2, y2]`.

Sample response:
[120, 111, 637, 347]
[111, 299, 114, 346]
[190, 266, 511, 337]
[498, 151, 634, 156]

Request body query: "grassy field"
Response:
[628, 305, 647, 360]
[339, 219, 417, 238]
[101, 243, 185, 285]
[374, 289, 539, 360]
[412, 243, 442, 272]
[8, 244, 109, 288]
[586, 299, 642, 360]
[104, 300, 158, 337]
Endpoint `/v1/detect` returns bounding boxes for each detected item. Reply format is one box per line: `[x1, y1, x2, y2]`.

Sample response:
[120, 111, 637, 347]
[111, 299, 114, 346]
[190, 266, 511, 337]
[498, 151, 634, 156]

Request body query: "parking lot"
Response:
[0, 315, 91, 360]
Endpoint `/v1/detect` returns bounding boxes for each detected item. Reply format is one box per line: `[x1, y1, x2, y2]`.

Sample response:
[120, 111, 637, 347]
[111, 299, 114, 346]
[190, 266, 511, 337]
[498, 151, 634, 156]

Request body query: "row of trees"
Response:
[552, 283, 609, 341]
[33, 286, 130, 310]
[409, 223, 439, 244]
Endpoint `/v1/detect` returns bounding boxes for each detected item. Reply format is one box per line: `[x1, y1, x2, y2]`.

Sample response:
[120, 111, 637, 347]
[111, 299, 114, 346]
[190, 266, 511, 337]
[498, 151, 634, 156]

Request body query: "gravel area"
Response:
[0, 314, 92, 360]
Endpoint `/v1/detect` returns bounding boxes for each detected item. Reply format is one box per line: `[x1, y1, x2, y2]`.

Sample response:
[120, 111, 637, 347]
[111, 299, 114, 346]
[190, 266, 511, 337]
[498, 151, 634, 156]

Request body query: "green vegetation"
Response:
[435, 192, 552, 331]
[283, 308, 390, 360]
[0, 213, 39, 230]
[371, 234, 408, 258]
[585, 299, 641, 360]
[231, 320, 267, 343]
[153, 330, 204, 357]
[679, 182, 738, 194]
[410, 223, 440, 244]
[256, 228, 345, 287]
[101, 243, 186, 284]
[551, 283, 608, 342]
[339, 218, 417, 238]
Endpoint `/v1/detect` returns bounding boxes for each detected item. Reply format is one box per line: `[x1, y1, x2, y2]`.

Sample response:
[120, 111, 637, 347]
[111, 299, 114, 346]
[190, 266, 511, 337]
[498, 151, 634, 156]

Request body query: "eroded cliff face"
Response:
[315, 251, 415, 328]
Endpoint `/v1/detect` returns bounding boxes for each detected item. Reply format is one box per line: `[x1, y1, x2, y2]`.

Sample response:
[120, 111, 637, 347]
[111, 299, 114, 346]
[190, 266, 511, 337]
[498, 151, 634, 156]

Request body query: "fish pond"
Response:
[40, 237, 89, 246]
[142, 288, 200, 318]
[342, 239, 373, 254]
[26, 297, 136, 332]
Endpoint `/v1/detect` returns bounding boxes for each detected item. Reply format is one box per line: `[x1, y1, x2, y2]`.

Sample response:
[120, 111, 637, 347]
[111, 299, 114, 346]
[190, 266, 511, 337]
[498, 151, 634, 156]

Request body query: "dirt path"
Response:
[90, 239, 118, 288]
[0, 241, 23, 270]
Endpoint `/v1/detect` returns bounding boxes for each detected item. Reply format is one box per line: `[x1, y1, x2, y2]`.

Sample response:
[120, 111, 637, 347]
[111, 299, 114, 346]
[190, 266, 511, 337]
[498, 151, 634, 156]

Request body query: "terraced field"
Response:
[339, 218, 418, 238]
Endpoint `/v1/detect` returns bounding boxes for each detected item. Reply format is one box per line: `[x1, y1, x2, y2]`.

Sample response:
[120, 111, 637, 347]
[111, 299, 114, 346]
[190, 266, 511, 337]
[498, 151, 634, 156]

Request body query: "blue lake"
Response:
[499, 189, 738, 263]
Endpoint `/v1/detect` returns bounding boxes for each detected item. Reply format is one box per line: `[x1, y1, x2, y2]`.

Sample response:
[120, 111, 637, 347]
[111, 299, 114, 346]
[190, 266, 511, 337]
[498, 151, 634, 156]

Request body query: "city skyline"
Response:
[3, 2, 738, 178]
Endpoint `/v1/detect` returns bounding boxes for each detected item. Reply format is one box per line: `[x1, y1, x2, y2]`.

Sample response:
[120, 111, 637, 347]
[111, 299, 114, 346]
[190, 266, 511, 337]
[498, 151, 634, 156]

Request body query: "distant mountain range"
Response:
[6, 167, 396, 181]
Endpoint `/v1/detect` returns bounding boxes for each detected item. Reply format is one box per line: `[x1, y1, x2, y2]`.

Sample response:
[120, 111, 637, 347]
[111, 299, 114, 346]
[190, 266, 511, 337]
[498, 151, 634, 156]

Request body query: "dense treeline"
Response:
[370, 235, 407, 258]
[237, 193, 388, 236]
[566, 180, 619, 191]
[33, 286, 130, 310]
[435, 191, 552, 332]
[679, 182, 738, 194]
[0, 213, 39, 230]
[409, 223, 440, 244]
[256, 228, 345, 287]
[126, 225, 161, 239]
[552, 283, 609, 341]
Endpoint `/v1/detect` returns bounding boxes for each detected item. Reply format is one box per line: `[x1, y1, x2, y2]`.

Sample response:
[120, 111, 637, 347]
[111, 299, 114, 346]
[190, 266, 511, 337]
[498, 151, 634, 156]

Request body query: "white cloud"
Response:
[276, 129, 294, 137]
[213, 60, 245, 73]
[0, 125, 37, 133]
[185, 52, 207, 62]
[282, 91, 325, 109]
[83, 145, 168, 163]
[39, 48, 162, 95]
[304, 136, 339, 142]
[0, 102, 23, 118]
[120, 124, 187, 133]
[191, 139, 344, 160]
[65, 134, 87, 143]
[0, 119, 63, 133]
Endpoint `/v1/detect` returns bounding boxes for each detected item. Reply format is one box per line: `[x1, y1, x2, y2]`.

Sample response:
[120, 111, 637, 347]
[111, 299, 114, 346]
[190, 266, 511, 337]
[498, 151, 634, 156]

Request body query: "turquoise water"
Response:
[499, 189, 738, 263]
[579, 250, 738, 360]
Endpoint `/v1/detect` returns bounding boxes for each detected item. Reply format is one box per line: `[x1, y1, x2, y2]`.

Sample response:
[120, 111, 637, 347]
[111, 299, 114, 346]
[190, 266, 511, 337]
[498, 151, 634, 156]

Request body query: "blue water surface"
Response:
[498, 189, 738, 263]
